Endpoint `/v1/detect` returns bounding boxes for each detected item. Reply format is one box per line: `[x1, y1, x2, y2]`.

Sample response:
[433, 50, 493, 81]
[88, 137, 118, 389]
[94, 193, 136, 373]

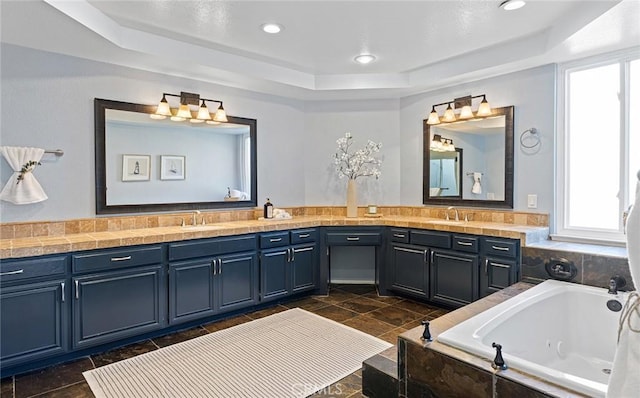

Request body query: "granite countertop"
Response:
[0, 215, 549, 259]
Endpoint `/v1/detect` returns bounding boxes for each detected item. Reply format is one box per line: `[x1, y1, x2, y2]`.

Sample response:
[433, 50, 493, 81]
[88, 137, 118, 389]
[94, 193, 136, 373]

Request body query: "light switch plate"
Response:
[527, 194, 538, 209]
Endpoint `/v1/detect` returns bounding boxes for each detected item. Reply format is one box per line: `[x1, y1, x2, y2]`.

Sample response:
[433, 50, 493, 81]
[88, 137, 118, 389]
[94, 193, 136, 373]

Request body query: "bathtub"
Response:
[437, 279, 629, 397]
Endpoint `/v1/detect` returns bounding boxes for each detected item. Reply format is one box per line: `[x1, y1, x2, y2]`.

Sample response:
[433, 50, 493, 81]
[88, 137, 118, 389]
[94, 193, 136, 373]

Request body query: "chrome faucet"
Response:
[192, 210, 201, 226]
[445, 206, 459, 221]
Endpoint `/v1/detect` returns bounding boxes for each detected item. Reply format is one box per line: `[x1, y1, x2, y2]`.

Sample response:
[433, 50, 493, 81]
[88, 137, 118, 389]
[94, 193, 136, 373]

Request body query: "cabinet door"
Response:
[0, 280, 68, 367]
[73, 265, 166, 349]
[217, 252, 258, 312]
[430, 250, 479, 308]
[389, 244, 429, 298]
[169, 260, 216, 324]
[260, 248, 290, 302]
[481, 257, 517, 297]
[291, 245, 317, 293]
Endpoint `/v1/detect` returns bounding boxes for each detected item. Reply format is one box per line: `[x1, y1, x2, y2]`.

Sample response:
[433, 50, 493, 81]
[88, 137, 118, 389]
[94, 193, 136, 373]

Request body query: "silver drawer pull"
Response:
[75, 280, 79, 300]
[295, 247, 314, 253]
[457, 241, 473, 246]
[269, 238, 282, 242]
[298, 234, 310, 238]
[491, 246, 510, 251]
[393, 234, 406, 238]
[485, 259, 489, 274]
[491, 262, 512, 268]
[394, 247, 423, 255]
[346, 237, 360, 241]
[111, 256, 132, 262]
[61, 282, 65, 302]
[0, 269, 24, 276]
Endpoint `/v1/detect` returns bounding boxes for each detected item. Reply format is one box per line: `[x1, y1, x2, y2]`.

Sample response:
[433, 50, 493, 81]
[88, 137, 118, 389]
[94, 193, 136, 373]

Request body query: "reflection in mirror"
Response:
[429, 148, 462, 198]
[95, 99, 257, 214]
[423, 106, 514, 208]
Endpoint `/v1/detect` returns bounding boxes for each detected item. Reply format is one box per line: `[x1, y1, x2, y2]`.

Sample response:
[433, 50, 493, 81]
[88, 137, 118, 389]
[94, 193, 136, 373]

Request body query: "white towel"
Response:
[607, 170, 640, 397]
[0, 146, 48, 204]
[471, 172, 482, 195]
[273, 208, 292, 219]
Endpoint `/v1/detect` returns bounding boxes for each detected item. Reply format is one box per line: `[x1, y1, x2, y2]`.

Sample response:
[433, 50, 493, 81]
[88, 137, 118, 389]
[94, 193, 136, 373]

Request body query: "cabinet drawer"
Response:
[410, 230, 451, 249]
[0, 256, 67, 284]
[260, 232, 290, 249]
[452, 235, 479, 253]
[389, 229, 409, 244]
[73, 246, 162, 274]
[169, 235, 256, 261]
[290, 228, 317, 244]
[326, 232, 381, 246]
[482, 238, 519, 258]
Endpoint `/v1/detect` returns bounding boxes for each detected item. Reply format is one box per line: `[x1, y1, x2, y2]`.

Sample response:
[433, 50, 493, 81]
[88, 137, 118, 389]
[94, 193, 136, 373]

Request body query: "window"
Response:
[556, 50, 639, 244]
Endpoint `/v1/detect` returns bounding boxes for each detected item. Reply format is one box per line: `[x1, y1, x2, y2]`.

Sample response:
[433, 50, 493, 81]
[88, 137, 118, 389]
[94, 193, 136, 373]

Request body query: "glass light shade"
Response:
[430, 134, 443, 151]
[213, 104, 228, 122]
[477, 98, 492, 116]
[149, 114, 166, 120]
[155, 96, 172, 116]
[196, 101, 212, 120]
[445, 139, 455, 151]
[443, 105, 456, 122]
[459, 105, 473, 119]
[176, 104, 192, 119]
[427, 107, 441, 125]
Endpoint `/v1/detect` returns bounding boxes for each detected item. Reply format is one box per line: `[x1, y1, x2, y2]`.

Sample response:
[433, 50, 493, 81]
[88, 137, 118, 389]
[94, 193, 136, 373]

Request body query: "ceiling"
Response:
[1, 0, 639, 100]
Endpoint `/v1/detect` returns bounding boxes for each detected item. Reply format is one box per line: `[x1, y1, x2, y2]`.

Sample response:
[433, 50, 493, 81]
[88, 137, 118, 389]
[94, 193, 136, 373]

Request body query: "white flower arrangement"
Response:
[333, 132, 382, 180]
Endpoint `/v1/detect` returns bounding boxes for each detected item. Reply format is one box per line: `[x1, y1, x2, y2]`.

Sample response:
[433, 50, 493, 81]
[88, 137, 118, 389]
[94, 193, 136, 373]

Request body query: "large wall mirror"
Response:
[95, 98, 257, 214]
[423, 106, 514, 208]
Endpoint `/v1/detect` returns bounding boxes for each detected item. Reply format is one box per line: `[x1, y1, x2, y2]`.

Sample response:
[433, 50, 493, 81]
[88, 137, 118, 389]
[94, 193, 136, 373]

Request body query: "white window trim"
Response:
[555, 48, 640, 245]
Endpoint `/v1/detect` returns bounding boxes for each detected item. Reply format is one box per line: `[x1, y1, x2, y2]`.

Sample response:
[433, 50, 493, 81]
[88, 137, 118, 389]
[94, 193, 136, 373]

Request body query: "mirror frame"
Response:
[95, 98, 258, 214]
[423, 105, 514, 209]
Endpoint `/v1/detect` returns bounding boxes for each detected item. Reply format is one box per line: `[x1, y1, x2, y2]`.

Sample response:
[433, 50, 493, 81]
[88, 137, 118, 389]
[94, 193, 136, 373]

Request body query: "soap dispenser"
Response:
[264, 198, 274, 219]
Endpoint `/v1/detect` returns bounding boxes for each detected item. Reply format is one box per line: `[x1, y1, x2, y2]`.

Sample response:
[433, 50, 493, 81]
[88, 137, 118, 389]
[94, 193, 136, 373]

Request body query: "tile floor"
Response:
[0, 285, 449, 398]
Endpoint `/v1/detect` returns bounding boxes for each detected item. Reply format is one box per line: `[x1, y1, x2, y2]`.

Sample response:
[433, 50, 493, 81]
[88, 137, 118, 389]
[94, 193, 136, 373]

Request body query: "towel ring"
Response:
[520, 128, 540, 149]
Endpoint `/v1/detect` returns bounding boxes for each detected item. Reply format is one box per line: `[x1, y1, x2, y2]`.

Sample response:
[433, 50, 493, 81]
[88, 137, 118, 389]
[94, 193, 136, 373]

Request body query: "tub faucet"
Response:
[608, 275, 626, 294]
[446, 206, 459, 221]
[491, 342, 507, 370]
[192, 210, 201, 226]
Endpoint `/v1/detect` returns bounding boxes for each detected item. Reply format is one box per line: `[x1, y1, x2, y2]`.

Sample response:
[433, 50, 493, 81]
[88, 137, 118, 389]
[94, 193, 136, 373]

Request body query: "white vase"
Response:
[346, 179, 357, 218]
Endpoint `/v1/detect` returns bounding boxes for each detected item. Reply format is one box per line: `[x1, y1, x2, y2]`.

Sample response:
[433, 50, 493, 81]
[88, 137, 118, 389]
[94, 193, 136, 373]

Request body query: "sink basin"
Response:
[181, 225, 224, 231]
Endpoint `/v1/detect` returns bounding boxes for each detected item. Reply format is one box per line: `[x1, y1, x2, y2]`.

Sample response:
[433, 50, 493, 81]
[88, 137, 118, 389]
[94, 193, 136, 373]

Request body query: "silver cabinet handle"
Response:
[346, 237, 360, 241]
[286, 248, 291, 262]
[212, 259, 217, 275]
[295, 247, 314, 253]
[61, 282, 65, 302]
[75, 280, 79, 300]
[0, 269, 24, 276]
[393, 234, 406, 238]
[491, 262, 512, 269]
[111, 256, 132, 262]
[218, 259, 222, 275]
[298, 233, 310, 238]
[430, 250, 435, 264]
[491, 245, 510, 251]
[424, 250, 428, 264]
[457, 241, 473, 246]
[269, 238, 282, 242]
[291, 248, 295, 262]
[394, 247, 423, 254]
[485, 259, 489, 274]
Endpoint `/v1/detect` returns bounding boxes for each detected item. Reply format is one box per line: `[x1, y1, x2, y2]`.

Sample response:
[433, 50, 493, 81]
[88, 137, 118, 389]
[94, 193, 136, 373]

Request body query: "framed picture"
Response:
[122, 154, 150, 181]
[160, 155, 186, 180]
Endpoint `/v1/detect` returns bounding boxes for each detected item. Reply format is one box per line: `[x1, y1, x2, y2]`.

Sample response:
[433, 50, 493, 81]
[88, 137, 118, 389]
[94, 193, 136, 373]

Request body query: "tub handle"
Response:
[421, 320, 432, 342]
[491, 342, 507, 370]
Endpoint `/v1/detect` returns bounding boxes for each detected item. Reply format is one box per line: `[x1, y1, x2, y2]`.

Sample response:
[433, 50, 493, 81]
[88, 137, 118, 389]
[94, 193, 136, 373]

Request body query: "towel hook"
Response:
[519, 128, 540, 149]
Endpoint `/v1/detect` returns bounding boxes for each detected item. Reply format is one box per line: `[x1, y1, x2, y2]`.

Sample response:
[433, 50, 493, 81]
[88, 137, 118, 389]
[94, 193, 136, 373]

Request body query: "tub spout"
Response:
[608, 275, 626, 294]
[491, 342, 507, 370]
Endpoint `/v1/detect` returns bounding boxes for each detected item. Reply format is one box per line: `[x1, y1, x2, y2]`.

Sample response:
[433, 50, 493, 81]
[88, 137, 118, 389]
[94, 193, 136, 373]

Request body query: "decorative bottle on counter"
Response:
[264, 198, 274, 219]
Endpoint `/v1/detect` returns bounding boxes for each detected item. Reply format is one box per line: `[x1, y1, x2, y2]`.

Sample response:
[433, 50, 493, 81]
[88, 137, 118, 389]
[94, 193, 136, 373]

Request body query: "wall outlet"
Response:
[527, 194, 538, 209]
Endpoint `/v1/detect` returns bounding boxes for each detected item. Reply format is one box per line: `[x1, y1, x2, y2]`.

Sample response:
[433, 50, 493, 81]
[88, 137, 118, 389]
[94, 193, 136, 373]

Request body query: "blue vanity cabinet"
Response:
[0, 255, 69, 368]
[71, 246, 166, 349]
[259, 229, 318, 302]
[430, 235, 480, 307]
[168, 234, 258, 324]
[480, 237, 520, 297]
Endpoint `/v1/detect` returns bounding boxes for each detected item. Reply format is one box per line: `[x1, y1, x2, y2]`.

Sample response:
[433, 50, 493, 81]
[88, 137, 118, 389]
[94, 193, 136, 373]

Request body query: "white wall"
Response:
[0, 44, 306, 222]
[399, 64, 556, 214]
[1, 44, 556, 223]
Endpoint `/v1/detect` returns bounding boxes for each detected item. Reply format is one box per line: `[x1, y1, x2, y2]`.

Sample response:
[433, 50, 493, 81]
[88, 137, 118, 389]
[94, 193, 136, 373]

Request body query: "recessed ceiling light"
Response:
[261, 23, 283, 34]
[354, 54, 376, 65]
[499, 0, 526, 11]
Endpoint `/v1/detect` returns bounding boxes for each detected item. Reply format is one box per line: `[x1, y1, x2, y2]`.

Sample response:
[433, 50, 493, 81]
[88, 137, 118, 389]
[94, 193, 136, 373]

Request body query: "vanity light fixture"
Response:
[430, 134, 456, 152]
[152, 92, 228, 123]
[499, 0, 526, 11]
[426, 94, 492, 125]
[354, 54, 376, 64]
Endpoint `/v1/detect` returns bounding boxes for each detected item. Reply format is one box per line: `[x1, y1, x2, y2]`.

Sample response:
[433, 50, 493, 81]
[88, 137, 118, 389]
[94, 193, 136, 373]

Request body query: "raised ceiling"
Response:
[1, 0, 639, 100]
